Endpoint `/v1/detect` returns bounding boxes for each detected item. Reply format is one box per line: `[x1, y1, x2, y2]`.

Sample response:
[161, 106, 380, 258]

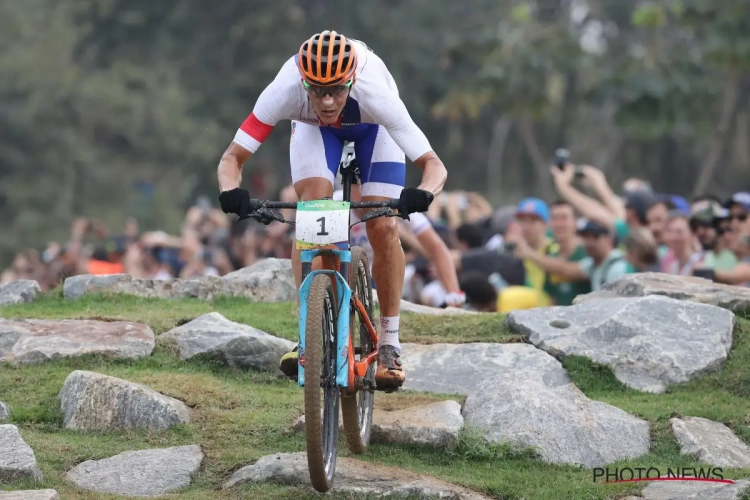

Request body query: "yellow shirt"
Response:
[522, 240, 552, 307]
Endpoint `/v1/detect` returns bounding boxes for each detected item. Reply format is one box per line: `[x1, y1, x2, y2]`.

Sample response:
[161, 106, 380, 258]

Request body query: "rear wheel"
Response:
[304, 273, 339, 492]
[341, 246, 376, 454]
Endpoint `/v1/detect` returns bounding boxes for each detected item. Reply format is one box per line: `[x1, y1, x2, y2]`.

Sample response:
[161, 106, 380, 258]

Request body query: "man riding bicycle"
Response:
[216, 31, 448, 389]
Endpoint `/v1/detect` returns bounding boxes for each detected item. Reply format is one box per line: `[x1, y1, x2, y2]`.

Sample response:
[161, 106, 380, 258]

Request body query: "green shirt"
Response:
[543, 243, 591, 306]
[702, 249, 738, 271]
[579, 249, 631, 291]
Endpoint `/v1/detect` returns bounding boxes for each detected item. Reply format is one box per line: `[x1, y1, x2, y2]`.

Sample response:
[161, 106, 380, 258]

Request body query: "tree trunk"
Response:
[518, 112, 553, 200]
[692, 71, 743, 196]
[486, 115, 513, 203]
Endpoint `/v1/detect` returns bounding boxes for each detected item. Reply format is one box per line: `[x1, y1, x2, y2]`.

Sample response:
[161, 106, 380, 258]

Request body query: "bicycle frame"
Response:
[297, 248, 380, 391]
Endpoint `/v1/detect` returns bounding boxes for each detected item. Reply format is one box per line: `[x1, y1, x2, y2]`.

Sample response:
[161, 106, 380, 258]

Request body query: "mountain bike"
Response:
[240, 162, 403, 492]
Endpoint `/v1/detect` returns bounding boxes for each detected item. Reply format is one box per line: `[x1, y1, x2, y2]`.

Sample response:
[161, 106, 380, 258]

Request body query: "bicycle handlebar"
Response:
[237, 198, 403, 225]
[253, 200, 400, 210]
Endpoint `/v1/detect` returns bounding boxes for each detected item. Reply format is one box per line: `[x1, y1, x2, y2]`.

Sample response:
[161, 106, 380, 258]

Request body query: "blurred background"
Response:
[2, 0, 750, 308]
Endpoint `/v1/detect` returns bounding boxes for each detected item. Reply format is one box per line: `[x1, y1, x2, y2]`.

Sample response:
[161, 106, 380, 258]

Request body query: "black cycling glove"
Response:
[219, 188, 253, 218]
[399, 188, 434, 217]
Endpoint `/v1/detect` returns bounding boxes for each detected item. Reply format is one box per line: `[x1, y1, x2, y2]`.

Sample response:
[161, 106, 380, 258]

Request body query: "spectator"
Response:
[459, 271, 497, 312]
[689, 200, 736, 271]
[646, 197, 675, 249]
[551, 163, 650, 245]
[512, 197, 553, 305]
[622, 227, 660, 272]
[512, 219, 629, 291]
[543, 200, 591, 305]
[724, 192, 750, 234]
[455, 223, 485, 251]
[660, 212, 702, 276]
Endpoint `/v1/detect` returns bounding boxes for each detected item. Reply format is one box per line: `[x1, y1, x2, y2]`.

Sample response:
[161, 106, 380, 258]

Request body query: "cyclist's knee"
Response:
[294, 177, 333, 201]
[365, 216, 397, 245]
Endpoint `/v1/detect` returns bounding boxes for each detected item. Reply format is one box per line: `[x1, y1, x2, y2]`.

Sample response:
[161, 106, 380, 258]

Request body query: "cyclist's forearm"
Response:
[415, 153, 448, 196]
[217, 153, 245, 192]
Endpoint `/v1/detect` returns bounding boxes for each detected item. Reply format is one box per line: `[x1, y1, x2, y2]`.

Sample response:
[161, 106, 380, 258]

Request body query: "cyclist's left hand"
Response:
[399, 188, 434, 216]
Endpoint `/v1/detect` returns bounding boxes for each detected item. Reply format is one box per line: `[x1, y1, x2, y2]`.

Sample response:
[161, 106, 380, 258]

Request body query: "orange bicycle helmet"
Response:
[297, 31, 357, 86]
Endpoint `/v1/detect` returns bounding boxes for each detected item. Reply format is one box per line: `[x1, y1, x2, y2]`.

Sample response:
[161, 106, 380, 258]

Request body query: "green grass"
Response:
[1, 293, 750, 499]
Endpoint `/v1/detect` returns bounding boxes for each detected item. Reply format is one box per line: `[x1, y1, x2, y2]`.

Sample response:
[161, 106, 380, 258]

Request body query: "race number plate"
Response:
[295, 200, 351, 250]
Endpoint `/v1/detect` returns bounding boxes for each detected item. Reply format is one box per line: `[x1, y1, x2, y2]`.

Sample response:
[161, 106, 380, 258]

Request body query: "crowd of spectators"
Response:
[3, 162, 750, 313]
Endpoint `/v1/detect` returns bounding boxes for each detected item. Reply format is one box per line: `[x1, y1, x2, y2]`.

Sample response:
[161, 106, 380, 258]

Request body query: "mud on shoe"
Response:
[375, 345, 405, 390]
[279, 345, 299, 380]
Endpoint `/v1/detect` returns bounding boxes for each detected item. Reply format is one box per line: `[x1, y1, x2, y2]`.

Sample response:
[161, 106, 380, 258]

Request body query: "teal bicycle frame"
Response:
[297, 248, 352, 389]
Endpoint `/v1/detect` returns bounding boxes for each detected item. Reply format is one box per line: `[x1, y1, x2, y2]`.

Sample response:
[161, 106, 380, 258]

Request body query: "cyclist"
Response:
[332, 144, 465, 308]
[216, 31, 448, 389]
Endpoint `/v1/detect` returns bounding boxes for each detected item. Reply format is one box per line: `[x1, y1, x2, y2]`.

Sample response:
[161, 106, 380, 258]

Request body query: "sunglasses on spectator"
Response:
[731, 213, 748, 222]
[303, 79, 353, 98]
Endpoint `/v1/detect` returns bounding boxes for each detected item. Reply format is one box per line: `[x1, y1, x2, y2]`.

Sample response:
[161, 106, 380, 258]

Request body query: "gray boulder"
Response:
[671, 417, 750, 468]
[0, 318, 154, 365]
[224, 452, 491, 499]
[0, 401, 8, 421]
[573, 272, 750, 314]
[371, 400, 464, 449]
[160, 312, 294, 373]
[0, 491, 60, 500]
[637, 478, 750, 499]
[462, 373, 650, 468]
[222, 258, 296, 302]
[399, 342, 571, 395]
[0, 424, 42, 482]
[65, 445, 203, 497]
[59, 370, 190, 432]
[292, 401, 464, 449]
[64, 257, 296, 302]
[506, 295, 734, 393]
[0, 280, 40, 306]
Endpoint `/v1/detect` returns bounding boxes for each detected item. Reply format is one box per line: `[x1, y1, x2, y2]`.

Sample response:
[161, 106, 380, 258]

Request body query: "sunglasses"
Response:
[303, 79, 353, 98]
[731, 213, 748, 222]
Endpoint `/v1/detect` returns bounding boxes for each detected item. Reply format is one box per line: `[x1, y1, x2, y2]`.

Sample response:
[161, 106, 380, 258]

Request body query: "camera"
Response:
[555, 148, 569, 170]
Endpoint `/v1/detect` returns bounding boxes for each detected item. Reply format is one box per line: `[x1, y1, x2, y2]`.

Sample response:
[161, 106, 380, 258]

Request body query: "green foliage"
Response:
[2, 0, 750, 265]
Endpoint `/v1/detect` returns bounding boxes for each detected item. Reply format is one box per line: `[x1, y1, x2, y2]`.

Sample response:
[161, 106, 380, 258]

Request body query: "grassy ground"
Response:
[0, 293, 749, 499]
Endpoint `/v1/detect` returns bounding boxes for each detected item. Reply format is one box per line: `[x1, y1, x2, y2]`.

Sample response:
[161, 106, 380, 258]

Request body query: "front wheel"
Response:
[303, 273, 339, 492]
[341, 246, 375, 454]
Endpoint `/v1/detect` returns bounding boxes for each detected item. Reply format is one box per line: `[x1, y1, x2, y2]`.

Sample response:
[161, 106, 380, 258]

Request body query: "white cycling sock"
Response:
[378, 316, 401, 353]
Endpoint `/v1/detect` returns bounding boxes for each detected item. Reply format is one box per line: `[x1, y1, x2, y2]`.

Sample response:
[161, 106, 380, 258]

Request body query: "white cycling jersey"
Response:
[332, 189, 431, 268]
[233, 39, 432, 163]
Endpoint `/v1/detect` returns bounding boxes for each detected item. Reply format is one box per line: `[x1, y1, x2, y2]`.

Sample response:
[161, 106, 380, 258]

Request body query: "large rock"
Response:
[0, 402, 8, 421]
[0, 491, 59, 500]
[222, 258, 296, 302]
[65, 445, 203, 497]
[573, 272, 750, 314]
[0, 319, 154, 365]
[462, 374, 650, 468]
[223, 452, 490, 499]
[399, 343, 571, 395]
[371, 400, 463, 448]
[0, 280, 40, 306]
[637, 478, 750, 499]
[293, 401, 464, 449]
[506, 295, 734, 393]
[64, 258, 296, 302]
[58, 370, 190, 432]
[0, 491, 60, 500]
[160, 312, 294, 373]
[670, 417, 750, 468]
[0, 425, 42, 482]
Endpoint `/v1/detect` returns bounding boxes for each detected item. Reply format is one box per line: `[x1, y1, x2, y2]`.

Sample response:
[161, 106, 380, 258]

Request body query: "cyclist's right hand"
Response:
[219, 187, 255, 218]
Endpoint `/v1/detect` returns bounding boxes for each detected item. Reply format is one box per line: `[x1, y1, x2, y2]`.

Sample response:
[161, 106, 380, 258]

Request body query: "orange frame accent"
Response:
[349, 296, 380, 387]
